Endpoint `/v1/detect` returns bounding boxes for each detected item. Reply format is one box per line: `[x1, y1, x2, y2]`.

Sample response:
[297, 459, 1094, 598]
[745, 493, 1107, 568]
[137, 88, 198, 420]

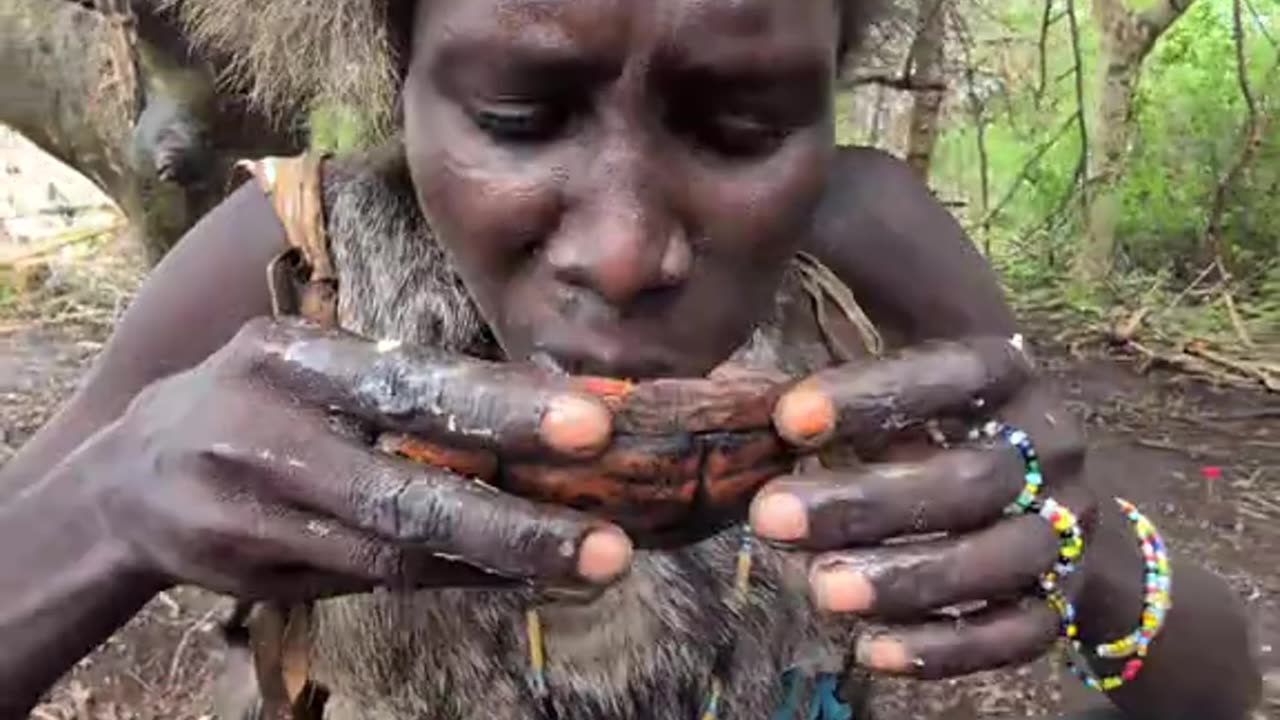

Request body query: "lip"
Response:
[530, 325, 685, 379]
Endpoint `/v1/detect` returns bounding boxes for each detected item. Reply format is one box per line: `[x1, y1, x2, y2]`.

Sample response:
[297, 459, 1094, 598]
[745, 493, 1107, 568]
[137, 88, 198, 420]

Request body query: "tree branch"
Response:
[841, 73, 948, 93]
[1066, 0, 1090, 220]
[1137, 0, 1198, 36]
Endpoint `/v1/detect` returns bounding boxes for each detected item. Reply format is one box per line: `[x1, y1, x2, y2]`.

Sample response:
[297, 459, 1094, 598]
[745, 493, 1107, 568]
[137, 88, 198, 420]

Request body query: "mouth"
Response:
[529, 329, 685, 379]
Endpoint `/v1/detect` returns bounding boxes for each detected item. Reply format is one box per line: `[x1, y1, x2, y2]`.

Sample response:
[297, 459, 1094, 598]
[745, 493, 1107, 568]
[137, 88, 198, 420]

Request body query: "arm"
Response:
[802, 147, 1261, 719]
[0, 182, 286, 713]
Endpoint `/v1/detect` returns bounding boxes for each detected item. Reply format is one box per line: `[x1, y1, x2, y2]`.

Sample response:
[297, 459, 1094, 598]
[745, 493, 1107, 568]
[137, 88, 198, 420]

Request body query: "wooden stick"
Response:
[0, 222, 122, 268]
[1221, 290, 1256, 348]
[1185, 341, 1279, 392]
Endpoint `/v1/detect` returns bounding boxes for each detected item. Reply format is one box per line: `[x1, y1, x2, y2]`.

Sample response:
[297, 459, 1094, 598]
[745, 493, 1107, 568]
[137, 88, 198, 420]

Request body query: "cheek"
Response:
[680, 131, 833, 265]
[403, 87, 563, 303]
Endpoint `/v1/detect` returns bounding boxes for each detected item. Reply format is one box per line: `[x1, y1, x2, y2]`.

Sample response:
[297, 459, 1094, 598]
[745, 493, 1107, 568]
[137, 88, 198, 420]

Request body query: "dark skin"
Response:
[0, 1, 1260, 717]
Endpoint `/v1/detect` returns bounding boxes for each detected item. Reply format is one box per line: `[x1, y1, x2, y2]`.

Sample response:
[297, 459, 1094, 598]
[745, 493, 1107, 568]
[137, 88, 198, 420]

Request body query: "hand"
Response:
[77, 317, 633, 603]
[750, 336, 1096, 679]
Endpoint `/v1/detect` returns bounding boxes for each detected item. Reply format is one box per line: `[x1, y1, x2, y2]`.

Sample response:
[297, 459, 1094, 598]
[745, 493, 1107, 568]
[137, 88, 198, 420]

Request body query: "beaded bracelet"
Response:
[974, 421, 1044, 514]
[1046, 498, 1173, 693]
[971, 421, 1079, 591]
[1096, 498, 1172, 660]
[1036, 497, 1085, 591]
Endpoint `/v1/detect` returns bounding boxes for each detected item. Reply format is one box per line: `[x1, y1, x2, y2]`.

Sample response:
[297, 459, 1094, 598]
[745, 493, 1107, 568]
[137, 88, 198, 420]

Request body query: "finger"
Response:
[251, 318, 612, 459]
[809, 514, 1057, 619]
[750, 444, 1024, 549]
[206, 399, 632, 588]
[855, 598, 1060, 679]
[772, 336, 1034, 451]
[504, 430, 792, 543]
[596, 373, 786, 434]
[223, 508, 519, 601]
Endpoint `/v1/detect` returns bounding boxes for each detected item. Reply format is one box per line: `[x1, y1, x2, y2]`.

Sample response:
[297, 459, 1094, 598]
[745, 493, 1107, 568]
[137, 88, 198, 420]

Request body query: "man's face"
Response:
[403, 0, 838, 378]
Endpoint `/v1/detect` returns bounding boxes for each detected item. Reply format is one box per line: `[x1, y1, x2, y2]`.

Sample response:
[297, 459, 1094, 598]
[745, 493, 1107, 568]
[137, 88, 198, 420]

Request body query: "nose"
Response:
[547, 141, 691, 307]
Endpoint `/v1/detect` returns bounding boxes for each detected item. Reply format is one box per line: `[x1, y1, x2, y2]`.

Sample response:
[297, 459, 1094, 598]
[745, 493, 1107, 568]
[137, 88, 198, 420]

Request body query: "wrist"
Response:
[1075, 503, 1146, 647]
[0, 460, 166, 709]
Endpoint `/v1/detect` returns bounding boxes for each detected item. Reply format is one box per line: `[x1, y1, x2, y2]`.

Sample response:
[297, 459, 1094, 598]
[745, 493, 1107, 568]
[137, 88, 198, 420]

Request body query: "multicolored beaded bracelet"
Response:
[970, 421, 1079, 591]
[1096, 498, 1172, 660]
[1047, 592, 1130, 692]
[1045, 498, 1173, 693]
[973, 421, 1044, 514]
[1036, 497, 1086, 591]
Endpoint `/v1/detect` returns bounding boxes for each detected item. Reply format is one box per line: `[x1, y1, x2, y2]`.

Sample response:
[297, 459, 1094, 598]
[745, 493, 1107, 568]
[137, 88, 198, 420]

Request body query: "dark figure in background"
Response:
[0, 1, 1262, 719]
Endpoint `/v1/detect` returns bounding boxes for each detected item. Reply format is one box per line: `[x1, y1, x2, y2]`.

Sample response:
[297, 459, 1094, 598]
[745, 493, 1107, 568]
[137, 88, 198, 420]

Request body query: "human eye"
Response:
[699, 112, 789, 158]
[469, 98, 575, 143]
[669, 105, 790, 159]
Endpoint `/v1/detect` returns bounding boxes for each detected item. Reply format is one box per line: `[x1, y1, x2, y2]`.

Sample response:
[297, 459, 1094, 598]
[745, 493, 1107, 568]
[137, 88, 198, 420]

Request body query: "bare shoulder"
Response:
[811, 146, 938, 240]
[804, 145, 1016, 341]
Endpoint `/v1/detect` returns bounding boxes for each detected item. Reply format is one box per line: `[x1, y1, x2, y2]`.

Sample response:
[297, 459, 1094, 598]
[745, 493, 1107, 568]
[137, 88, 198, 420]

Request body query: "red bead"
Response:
[1122, 660, 1143, 681]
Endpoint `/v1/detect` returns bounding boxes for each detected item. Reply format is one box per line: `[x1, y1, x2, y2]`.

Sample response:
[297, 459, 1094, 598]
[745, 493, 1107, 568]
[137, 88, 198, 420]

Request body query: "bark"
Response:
[1, 0, 140, 204]
[904, 0, 949, 180]
[0, 0, 304, 265]
[1076, 0, 1198, 281]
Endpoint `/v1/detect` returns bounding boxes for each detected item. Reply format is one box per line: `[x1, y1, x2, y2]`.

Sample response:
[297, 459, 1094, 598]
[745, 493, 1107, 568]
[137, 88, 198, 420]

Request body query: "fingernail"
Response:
[814, 566, 875, 613]
[750, 492, 808, 542]
[773, 384, 836, 448]
[856, 635, 912, 673]
[576, 527, 632, 584]
[541, 395, 612, 457]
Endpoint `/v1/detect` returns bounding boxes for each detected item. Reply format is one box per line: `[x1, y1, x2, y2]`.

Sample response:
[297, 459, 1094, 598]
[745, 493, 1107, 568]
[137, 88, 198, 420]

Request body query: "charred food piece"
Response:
[382, 371, 799, 547]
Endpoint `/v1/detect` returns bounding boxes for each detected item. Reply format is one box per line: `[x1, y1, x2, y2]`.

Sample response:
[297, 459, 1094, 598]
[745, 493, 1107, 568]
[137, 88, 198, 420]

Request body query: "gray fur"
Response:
[313, 158, 868, 719]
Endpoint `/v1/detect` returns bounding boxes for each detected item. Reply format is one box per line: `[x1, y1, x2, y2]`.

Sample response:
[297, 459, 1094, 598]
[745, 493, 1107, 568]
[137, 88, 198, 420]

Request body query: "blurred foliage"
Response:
[309, 103, 375, 155]
[840, 0, 1280, 342]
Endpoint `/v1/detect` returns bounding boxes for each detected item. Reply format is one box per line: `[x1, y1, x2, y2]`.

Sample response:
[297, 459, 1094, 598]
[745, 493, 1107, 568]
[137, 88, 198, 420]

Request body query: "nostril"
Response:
[658, 233, 692, 287]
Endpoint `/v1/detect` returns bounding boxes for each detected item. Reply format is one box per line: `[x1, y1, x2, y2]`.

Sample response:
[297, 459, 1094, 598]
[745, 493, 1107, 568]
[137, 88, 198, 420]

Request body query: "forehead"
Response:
[416, 0, 839, 69]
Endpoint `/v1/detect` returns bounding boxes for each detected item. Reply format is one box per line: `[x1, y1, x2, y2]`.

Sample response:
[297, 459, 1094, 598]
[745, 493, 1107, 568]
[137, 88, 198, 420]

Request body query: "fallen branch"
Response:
[1184, 340, 1280, 392]
[1201, 408, 1280, 422]
[1164, 262, 1217, 316]
[1109, 307, 1151, 344]
[0, 222, 123, 268]
[167, 606, 221, 688]
[1221, 290, 1256, 349]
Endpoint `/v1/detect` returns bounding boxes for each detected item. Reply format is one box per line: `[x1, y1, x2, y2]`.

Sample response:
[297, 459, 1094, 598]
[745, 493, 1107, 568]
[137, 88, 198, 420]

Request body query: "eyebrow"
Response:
[430, 37, 621, 96]
[654, 48, 831, 95]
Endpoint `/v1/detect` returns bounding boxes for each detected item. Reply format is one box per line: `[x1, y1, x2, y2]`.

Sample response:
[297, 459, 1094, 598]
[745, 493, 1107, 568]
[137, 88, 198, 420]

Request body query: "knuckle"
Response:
[218, 317, 283, 378]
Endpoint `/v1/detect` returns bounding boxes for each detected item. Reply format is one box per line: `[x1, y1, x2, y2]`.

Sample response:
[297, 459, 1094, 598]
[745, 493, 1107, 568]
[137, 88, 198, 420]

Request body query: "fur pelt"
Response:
[306, 152, 872, 720]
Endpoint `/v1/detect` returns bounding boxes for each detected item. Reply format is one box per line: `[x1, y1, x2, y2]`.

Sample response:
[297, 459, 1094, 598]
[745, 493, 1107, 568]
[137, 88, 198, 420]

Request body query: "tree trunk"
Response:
[904, 0, 949, 180]
[0, 0, 304, 265]
[1076, 0, 1198, 281]
[1, 0, 140, 204]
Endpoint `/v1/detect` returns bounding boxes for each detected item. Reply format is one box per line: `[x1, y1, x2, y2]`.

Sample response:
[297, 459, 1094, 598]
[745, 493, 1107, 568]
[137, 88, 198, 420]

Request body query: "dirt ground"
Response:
[2, 306, 1276, 719]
